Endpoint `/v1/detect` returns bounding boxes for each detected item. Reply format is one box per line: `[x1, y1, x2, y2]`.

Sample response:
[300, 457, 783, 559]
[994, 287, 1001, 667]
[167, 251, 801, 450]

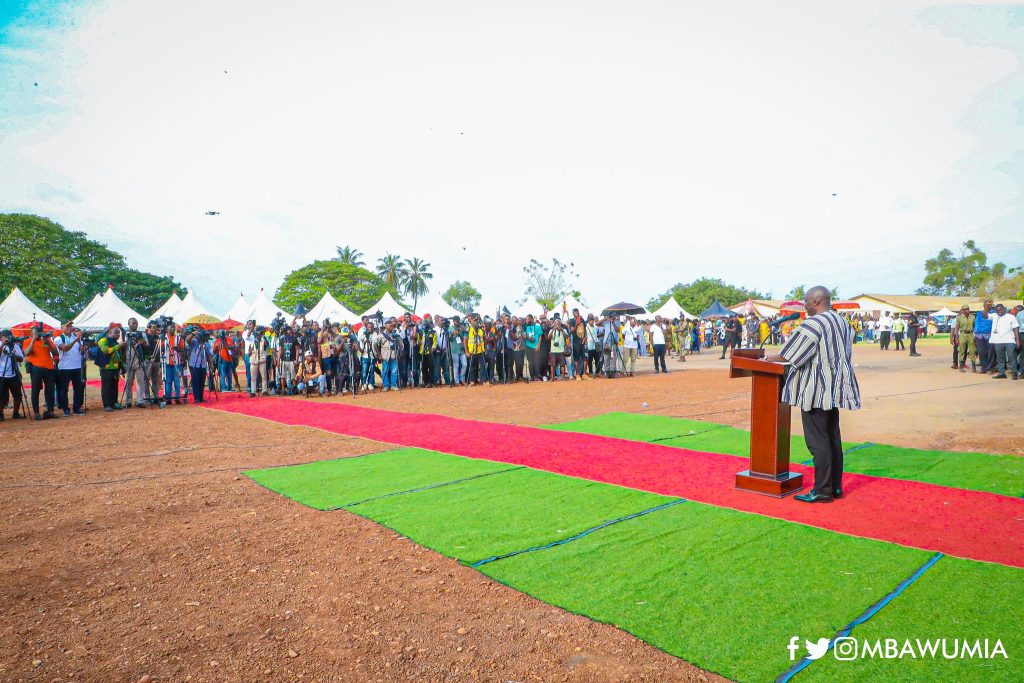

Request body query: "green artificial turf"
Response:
[548, 412, 1024, 497]
[350, 468, 674, 564]
[480, 500, 931, 683]
[841, 444, 1024, 498]
[244, 448, 514, 510]
[803, 558, 1024, 682]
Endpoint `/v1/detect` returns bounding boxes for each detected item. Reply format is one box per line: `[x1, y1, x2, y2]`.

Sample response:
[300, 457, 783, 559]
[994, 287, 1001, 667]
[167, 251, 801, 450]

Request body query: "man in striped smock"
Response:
[767, 286, 861, 504]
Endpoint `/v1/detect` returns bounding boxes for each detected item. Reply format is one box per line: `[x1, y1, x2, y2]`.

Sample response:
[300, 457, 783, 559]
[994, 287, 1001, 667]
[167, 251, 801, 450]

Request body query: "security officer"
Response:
[954, 305, 976, 373]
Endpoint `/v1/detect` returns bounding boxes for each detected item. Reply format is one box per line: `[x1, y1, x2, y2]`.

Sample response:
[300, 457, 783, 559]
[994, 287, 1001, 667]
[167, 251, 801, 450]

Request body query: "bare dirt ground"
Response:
[1, 339, 1018, 683]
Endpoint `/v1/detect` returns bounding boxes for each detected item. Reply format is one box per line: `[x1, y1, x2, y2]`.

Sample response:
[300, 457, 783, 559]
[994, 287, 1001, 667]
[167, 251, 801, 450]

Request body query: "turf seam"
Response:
[327, 466, 525, 510]
[470, 498, 687, 567]
[801, 442, 875, 466]
[775, 551, 945, 683]
[647, 425, 731, 443]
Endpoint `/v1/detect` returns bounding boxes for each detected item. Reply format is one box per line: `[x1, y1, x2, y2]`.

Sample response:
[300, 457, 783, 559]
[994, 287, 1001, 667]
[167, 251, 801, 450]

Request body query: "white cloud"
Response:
[1, 0, 1022, 312]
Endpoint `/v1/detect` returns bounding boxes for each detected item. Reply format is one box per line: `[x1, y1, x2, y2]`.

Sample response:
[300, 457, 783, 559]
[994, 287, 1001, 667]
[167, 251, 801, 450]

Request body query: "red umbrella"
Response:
[832, 300, 861, 310]
[11, 321, 59, 337]
[220, 318, 243, 330]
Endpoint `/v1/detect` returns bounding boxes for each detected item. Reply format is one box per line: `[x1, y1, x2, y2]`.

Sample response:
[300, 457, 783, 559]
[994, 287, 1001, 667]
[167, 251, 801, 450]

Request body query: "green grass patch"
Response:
[842, 444, 1024, 498]
[804, 558, 1024, 682]
[548, 412, 1024, 497]
[480, 500, 931, 683]
[244, 448, 513, 510]
[351, 468, 673, 564]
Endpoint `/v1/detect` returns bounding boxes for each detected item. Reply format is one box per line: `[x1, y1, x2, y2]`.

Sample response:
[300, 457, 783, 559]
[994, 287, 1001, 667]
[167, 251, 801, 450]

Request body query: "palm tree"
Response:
[334, 245, 365, 267]
[376, 253, 408, 290]
[402, 257, 433, 313]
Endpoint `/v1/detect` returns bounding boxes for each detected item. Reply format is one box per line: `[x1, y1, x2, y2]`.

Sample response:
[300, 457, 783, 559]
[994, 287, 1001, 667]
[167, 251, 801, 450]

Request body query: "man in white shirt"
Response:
[878, 313, 894, 350]
[620, 318, 639, 376]
[0, 328, 27, 420]
[649, 318, 669, 374]
[989, 304, 1020, 379]
[55, 321, 87, 416]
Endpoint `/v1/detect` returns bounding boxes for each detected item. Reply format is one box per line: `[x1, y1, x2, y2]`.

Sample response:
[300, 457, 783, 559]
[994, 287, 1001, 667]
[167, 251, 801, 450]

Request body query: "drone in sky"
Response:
[205, 211, 220, 216]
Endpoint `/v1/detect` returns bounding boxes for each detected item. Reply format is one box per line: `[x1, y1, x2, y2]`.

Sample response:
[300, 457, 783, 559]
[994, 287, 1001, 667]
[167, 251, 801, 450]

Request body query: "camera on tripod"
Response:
[125, 330, 144, 343]
[151, 315, 175, 332]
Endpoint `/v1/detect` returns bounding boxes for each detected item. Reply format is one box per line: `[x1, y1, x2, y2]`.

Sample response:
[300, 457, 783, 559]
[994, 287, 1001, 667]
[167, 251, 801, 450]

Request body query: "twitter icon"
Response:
[805, 638, 830, 660]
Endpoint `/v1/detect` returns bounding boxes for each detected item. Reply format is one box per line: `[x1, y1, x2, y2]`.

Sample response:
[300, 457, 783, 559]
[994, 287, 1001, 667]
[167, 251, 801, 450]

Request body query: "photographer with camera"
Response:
[466, 315, 486, 385]
[433, 317, 453, 387]
[55, 321, 87, 416]
[418, 317, 436, 387]
[295, 350, 327, 397]
[142, 321, 163, 405]
[23, 322, 59, 419]
[122, 318, 152, 408]
[213, 330, 236, 392]
[0, 328, 27, 421]
[399, 313, 418, 389]
[377, 318, 402, 392]
[246, 324, 270, 396]
[158, 318, 185, 404]
[96, 325, 126, 411]
[276, 325, 300, 395]
[185, 326, 211, 403]
[449, 317, 467, 386]
[357, 319, 378, 392]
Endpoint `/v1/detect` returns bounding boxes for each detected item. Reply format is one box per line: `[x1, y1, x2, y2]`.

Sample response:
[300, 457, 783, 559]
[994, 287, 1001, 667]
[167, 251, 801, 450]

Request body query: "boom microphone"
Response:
[769, 313, 801, 328]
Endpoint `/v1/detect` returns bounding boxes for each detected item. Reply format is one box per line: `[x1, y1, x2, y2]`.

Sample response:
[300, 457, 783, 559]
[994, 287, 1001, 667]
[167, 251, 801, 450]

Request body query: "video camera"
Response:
[151, 315, 175, 332]
[125, 330, 144, 344]
[185, 324, 211, 343]
[270, 313, 286, 333]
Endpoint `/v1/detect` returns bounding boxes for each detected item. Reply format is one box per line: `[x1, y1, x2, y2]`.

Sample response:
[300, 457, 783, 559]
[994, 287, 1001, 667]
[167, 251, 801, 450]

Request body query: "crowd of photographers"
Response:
[0, 308, 696, 418]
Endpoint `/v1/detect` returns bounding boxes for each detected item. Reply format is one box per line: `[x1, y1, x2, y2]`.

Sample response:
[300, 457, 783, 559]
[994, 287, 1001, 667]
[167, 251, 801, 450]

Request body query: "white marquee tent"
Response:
[307, 291, 359, 324]
[512, 298, 546, 318]
[224, 293, 251, 322]
[360, 292, 409, 319]
[474, 297, 505, 317]
[417, 295, 463, 320]
[556, 294, 592, 318]
[174, 290, 215, 322]
[151, 292, 183, 320]
[242, 289, 285, 326]
[652, 297, 694, 320]
[73, 287, 148, 331]
[0, 287, 60, 328]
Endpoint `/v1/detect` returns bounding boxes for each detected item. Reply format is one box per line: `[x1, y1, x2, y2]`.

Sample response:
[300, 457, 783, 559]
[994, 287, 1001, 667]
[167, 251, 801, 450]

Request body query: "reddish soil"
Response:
[0, 341, 1017, 683]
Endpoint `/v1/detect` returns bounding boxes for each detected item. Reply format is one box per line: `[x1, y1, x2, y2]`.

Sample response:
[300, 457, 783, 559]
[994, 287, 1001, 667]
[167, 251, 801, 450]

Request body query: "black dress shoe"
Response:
[833, 488, 842, 499]
[795, 492, 833, 503]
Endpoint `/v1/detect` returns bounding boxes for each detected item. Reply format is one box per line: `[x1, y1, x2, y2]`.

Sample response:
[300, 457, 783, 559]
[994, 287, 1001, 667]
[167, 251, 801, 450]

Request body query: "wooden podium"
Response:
[729, 349, 804, 497]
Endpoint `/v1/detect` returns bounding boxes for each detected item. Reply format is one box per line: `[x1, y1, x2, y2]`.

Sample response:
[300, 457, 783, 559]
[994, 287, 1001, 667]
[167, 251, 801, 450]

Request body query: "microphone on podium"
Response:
[769, 312, 801, 328]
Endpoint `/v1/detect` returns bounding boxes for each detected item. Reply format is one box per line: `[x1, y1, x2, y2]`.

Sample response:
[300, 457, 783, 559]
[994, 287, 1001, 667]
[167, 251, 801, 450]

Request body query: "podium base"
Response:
[735, 470, 804, 498]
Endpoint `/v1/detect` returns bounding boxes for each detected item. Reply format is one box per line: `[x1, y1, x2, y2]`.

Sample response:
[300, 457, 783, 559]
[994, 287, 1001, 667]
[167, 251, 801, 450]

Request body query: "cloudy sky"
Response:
[1, 0, 1022, 314]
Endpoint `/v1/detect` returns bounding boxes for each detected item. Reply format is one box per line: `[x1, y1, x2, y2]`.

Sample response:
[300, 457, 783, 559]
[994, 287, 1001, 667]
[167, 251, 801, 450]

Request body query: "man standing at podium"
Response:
[767, 286, 860, 503]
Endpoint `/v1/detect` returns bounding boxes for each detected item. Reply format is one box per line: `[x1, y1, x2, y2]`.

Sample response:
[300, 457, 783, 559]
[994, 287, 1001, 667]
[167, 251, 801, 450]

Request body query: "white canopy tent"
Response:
[174, 290, 215, 322]
[473, 297, 505, 317]
[242, 289, 284, 326]
[553, 294, 592, 318]
[74, 293, 103, 325]
[73, 287, 148, 331]
[0, 287, 61, 328]
[652, 297, 694, 320]
[360, 292, 409, 320]
[224, 293, 251, 322]
[931, 307, 957, 318]
[151, 292, 183, 320]
[417, 295, 463, 320]
[512, 298, 546, 318]
[307, 291, 359, 324]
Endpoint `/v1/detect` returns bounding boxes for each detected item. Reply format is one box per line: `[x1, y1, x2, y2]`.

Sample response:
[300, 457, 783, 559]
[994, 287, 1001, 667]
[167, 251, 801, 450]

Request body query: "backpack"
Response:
[89, 344, 111, 368]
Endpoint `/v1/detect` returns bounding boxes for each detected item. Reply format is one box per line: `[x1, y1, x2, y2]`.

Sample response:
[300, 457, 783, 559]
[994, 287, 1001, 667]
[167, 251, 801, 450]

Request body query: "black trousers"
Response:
[908, 330, 918, 354]
[469, 353, 486, 383]
[100, 368, 120, 408]
[879, 331, 891, 350]
[512, 349, 525, 380]
[57, 367, 85, 412]
[975, 335, 994, 372]
[0, 375, 23, 414]
[894, 332, 905, 350]
[190, 366, 207, 403]
[420, 353, 435, 386]
[653, 344, 668, 372]
[801, 408, 844, 497]
[30, 365, 57, 414]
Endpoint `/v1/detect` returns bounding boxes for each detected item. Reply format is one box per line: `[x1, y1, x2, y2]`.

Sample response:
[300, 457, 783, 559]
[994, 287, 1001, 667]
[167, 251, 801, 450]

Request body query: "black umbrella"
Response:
[601, 302, 647, 316]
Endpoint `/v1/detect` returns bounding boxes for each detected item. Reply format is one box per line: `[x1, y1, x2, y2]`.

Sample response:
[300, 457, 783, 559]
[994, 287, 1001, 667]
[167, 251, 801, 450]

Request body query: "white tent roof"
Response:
[307, 291, 359, 324]
[360, 291, 409, 319]
[151, 292, 183, 320]
[73, 287, 148, 331]
[932, 307, 957, 318]
[0, 287, 61, 328]
[474, 297, 504, 317]
[417, 295, 463, 320]
[242, 289, 284, 326]
[74, 293, 103, 325]
[512, 298, 546, 318]
[556, 294, 592, 318]
[174, 290, 215, 322]
[224, 293, 251, 322]
[652, 297, 694, 320]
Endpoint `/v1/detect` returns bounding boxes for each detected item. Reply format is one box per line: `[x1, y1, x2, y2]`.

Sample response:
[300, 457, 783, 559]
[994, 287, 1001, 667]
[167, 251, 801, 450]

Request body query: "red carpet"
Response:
[204, 395, 1024, 568]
